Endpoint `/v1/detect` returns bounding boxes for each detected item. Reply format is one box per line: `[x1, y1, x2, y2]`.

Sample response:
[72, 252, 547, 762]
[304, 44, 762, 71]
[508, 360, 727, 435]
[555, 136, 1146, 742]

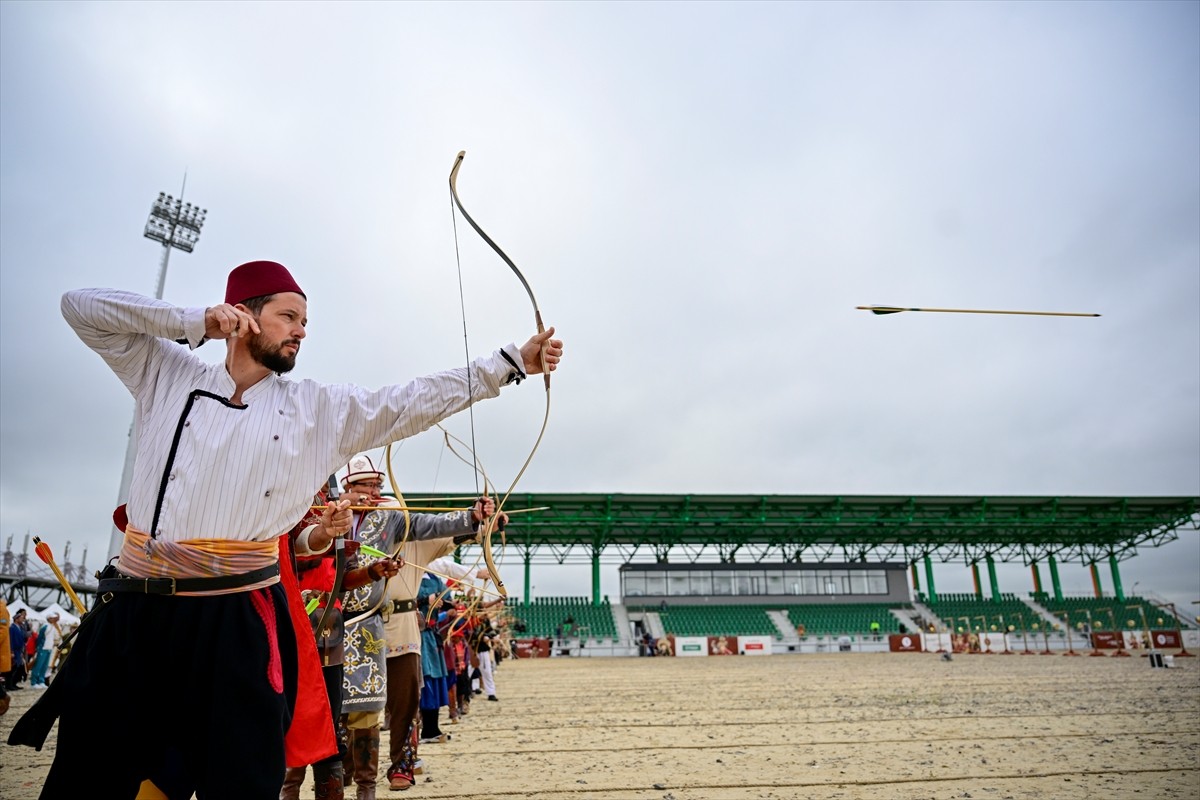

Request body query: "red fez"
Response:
[225, 260, 306, 306]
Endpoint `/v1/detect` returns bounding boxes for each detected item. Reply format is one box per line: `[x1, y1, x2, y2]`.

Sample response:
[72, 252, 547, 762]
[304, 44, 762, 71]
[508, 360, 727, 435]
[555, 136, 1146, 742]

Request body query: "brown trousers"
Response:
[385, 653, 421, 769]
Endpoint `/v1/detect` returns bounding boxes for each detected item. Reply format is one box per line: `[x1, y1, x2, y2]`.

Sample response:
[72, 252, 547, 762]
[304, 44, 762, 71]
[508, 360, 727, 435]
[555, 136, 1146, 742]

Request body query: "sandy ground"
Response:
[1, 651, 1197, 799]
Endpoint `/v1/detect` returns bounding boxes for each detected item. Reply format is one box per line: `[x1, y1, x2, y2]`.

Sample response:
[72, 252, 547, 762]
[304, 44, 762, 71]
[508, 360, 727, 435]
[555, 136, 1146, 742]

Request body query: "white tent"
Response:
[38, 602, 81, 627]
[7, 598, 46, 623]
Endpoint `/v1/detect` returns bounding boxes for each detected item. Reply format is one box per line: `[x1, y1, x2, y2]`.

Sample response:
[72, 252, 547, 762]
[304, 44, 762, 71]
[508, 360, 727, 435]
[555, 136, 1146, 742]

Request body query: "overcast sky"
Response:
[2, 1, 1197, 615]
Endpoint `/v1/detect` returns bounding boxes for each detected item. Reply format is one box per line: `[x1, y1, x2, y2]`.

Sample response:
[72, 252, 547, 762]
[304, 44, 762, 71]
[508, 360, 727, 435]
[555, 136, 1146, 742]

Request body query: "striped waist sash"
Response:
[114, 526, 280, 597]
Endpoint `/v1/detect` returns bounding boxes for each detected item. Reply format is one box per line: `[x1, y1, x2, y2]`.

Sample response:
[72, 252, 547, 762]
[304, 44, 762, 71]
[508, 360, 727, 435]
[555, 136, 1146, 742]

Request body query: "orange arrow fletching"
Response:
[32, 536, 54, 564]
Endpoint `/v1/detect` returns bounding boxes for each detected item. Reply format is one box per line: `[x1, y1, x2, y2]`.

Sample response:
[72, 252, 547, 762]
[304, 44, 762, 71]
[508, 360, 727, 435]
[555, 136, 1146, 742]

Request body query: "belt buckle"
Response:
[147, 577, 177, 595]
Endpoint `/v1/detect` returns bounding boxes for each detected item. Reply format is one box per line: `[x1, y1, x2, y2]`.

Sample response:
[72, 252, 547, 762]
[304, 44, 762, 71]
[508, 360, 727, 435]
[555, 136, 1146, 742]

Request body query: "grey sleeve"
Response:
[407, 510, 477, 541]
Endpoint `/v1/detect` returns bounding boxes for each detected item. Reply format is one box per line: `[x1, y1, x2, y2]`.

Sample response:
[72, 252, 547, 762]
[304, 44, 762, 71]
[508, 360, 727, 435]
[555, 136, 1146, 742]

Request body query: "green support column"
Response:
[1089, 563, 1104, 598]
[1048, 554, 1063, 602]
[592, 549, 601, 606]
[1108, 554, 1125, 603]
[1030, 561, 1043, 596]
[923, 556, 938, 603]
[971, 563, 982, 598]
[911, 562, 921, 594]
[986, 555, 1001, 603]
[523, 551, 532, 607]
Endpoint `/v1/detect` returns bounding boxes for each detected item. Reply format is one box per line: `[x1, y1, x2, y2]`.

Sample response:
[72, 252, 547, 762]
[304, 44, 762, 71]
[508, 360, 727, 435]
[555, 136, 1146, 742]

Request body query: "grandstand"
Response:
[1032, 593, 1196, 631]
[923, 593, 1048, 632]
[505, 596, 619, 640]
[502, 591, 1195, 656]
[646, 604, 780, 638]
[782, 603, 906, 636]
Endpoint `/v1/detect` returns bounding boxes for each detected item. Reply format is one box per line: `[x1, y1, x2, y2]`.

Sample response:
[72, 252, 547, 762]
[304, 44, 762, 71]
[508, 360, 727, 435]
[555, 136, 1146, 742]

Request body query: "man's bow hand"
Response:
[520, 326, 562, 376]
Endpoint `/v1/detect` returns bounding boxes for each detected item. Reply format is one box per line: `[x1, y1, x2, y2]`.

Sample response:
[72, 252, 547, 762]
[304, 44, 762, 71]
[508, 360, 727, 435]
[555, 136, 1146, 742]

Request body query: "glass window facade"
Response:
[621, 567, 892, 598]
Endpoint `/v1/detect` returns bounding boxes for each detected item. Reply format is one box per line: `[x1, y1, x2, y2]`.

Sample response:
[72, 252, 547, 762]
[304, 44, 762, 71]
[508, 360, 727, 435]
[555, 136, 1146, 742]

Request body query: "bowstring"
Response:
[449, 190, 493, 618]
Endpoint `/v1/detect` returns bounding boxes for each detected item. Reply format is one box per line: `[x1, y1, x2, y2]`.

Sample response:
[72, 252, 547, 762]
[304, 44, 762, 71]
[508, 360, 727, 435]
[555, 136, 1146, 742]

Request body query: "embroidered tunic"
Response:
[341, 509, 475, 713]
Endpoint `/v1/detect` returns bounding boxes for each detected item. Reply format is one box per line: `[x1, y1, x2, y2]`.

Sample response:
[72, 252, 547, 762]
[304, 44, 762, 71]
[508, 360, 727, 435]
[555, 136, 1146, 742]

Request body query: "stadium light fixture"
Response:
[143, 181, 208, 299]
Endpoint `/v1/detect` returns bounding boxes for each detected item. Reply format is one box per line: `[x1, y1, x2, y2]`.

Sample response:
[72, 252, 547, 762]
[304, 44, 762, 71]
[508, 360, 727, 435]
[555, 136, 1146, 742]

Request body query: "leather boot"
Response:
[353, 725, 381, 800]
[312, 760, 345, 800]
[279, 767, 305, 800]
[342, 744, 354, 789]
[341, 716, 353, 787]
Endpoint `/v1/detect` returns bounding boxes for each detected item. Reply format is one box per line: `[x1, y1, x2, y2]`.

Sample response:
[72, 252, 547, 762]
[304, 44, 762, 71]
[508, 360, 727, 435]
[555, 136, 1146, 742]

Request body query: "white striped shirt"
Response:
[63, 288, 525, 544]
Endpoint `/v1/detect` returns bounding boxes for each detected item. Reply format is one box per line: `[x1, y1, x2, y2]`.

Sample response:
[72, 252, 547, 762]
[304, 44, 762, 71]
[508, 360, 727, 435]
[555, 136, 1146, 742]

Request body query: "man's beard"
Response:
[247, 331, 299, 374]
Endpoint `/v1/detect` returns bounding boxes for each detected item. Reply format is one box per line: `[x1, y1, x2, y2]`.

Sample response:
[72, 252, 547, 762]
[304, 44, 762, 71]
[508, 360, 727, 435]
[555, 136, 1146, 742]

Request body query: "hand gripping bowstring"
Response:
[448, 150, 551, 601]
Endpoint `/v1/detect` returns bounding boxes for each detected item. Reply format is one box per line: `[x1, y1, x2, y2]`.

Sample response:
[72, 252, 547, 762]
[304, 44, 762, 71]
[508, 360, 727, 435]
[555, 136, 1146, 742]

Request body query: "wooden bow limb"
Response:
[312, 475, 347, 649]
[857, 305, 1101, 317]
[448, 151, 554, 601]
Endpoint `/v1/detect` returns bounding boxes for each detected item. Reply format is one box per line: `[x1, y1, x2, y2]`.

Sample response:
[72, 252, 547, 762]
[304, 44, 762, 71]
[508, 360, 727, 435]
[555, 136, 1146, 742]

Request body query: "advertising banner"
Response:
[1090, 631, 1122, 649]
[888, 634, 923, 652]
[674, 636, 709, 657]
[738, 636, 772, 655]
[1150, 629, 1182, 649]
[708, 635, 736, 655]
[513, 638, 551, 659]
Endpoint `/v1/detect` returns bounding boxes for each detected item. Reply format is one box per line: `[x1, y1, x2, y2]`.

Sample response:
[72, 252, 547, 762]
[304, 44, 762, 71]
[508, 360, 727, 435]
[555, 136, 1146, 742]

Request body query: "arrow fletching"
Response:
[359, 544, 390, 559]
[32, 536, 53, 564]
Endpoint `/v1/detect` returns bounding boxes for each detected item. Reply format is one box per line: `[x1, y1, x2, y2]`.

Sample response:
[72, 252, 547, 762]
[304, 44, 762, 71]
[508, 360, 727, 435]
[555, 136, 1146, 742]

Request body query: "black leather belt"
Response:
[98, 563, 280, 596]
[391, 598, 416, 613]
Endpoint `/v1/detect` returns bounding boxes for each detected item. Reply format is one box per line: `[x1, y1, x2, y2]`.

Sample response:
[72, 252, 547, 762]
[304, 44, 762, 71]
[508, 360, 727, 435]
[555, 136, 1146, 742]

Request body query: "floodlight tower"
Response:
[107, 180, 208, 559]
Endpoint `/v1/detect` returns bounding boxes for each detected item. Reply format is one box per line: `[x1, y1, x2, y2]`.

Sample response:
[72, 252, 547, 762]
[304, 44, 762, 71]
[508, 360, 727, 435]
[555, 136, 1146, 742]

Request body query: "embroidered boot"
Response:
[279, 767, 305, 800]
[387, 724, 417, 791]
[353, 724, 381, 800]
[312, 760, 345, 800]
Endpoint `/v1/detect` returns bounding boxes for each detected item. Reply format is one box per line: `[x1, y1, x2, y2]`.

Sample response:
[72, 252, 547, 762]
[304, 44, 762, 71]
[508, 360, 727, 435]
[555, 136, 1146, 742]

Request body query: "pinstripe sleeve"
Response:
[61, 288, 208, 395]
[333, 343, 527, 461]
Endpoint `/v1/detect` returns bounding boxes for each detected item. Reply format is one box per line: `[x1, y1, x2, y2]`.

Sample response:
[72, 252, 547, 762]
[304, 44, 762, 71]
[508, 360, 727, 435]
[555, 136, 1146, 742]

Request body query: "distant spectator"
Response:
[0, 598, 10, 693]
[30, 613, 62, 688]
[795, 622, 806, 637]
[24, 623, 37, 672]
[869, 620, 881, 639]
[7, 609, 28, 689]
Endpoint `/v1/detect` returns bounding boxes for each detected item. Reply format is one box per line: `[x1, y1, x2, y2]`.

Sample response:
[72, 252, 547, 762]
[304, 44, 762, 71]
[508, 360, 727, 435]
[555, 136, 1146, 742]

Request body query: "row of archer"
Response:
[282, 456, 524, 798]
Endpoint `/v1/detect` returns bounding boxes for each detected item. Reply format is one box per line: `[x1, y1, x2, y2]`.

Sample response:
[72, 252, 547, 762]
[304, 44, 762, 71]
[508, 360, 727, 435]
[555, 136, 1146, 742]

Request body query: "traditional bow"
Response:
[312, 474, 347, 648]
[448, 150, 552, 599]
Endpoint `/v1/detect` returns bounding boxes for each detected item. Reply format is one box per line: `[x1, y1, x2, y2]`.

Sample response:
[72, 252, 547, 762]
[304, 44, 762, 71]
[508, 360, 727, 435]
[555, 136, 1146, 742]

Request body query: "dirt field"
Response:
[2, 651, 1197, 799]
